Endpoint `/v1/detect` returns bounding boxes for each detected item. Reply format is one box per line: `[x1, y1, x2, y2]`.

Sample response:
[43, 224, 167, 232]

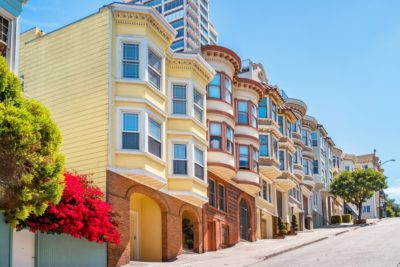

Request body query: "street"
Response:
[253, 218, 400, 267]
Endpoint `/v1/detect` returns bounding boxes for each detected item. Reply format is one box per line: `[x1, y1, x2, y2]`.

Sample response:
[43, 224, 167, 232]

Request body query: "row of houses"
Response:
[1, 1, 385, 267]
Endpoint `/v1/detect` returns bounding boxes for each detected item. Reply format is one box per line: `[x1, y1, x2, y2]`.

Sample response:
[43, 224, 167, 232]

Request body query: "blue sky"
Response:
[20, 1, 400, 202]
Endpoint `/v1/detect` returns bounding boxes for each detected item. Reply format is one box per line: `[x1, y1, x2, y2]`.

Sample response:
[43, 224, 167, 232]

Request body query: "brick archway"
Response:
[236, 192, 256, 242]
[179, 204, 203, 253]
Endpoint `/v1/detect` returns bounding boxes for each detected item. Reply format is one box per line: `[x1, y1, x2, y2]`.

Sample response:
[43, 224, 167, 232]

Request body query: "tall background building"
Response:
[125, 0, 218, 52]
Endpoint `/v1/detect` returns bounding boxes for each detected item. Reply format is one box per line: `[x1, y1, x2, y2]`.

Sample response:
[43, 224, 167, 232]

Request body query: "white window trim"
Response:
[194, 145, 206, 180]
[116, 106, 166, 161]
[116, 36, 166, 94]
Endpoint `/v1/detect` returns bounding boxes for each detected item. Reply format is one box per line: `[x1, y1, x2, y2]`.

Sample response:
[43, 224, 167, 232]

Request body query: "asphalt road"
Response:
[254, 218, 400, 267]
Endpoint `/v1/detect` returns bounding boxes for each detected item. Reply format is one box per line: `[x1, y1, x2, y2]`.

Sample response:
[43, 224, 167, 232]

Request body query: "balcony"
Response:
[259, 157, 281, 180]
[234, 170, 261, 195]
[207, 151, 236, 180]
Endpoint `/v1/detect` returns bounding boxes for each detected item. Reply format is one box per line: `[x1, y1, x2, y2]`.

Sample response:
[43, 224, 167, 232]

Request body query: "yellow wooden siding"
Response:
[19, 9, 111, 191]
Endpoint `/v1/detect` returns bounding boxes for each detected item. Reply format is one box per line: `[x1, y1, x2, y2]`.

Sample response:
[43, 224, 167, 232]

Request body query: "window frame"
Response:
[148, 117, 162, 158]
[173, 143, 188, 175]
[172, 83, 187, 115]
[260, 134, 270, 157]
[237, 99, 258, 128]
[193, 88, 204, 123]
[194, 147, 205, 180]
[218, 184, 226, 211]
[258, 97, 269, 119]
[207, 72, 233, 105]
[122, 43, 140, 79]
[148, 48, 162, 90]
[279, 150, 286, 171]
[122, 112, 140, 150]
[208, 178, 216, 208]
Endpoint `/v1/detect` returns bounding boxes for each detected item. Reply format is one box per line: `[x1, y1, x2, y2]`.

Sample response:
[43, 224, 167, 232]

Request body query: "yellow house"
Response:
[20, 3, 214, 266]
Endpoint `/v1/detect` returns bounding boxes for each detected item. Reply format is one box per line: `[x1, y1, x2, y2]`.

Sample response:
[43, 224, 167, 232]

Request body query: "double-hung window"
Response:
[193, 89, 204, 122]
[251, 104, 257, 128]
[148, 119, 162, 158]
[239, 145, 249, 169]
[302, 130, 308, 146]
[208, 179, 216, 207]
[210, 123, 222, 149]
[238, 101, 248, 124]
[173, 144, 187, 175]
[278, 116, 284, 134]
[173, 84, 187, 115]
[279, 150, 285, 171]
[194, 148, 204, 179]
[122, 113, 139, 150]
[123, 43, 139, 79]
[259, 97, 268, 118]
[218, 184, 225, 211]
[226, 126, 234, 154]
[271, 102, 277, 122]
[288, 154, 293, 172]
[303, 159, 310, 175]
[253, 148, 259, 172]
[262, 180, 268, 201]
[224, 77, 232, 104]
[148, 49, 162, 89]
[313, 160, 319, 174]
[272, 138, 279, 160]
[209, 73, 221, 99]
[260, 135, 269, 157]
[287, 121, 292, 138]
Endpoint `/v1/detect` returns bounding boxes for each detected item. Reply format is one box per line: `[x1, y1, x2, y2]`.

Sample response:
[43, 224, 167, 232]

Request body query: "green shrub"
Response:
[277, 217, 287, 236]
[291, 215, 299, 233]
[342, 214, 352, 223]
[331, 215, 342, 224]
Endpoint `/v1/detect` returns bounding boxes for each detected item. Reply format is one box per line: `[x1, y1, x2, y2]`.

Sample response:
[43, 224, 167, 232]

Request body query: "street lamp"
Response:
[378, 159, 395, 219]
[380, 159, 396, 166]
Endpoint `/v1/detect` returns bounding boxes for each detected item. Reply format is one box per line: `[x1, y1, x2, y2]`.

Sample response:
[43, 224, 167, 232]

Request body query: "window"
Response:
[225, 77, 232, 103]
[239, 145, 249, 169]
[259, 97, 268, 118]
[194, 148, 204, 179]
[345, 166, 351, 171]
[210, 123, 222, 149]
[164, 0, 184, 12]
[193, 89, 204, 122]
[302, 130, 308, 146]
[363, 164, 369, 169]
[208, 72, 232, 104]
[148, 49, 162, 89]
[218, 184, 225, 211]
[0, 16, 9, 57]
[260, 135, 269, 157]
[173, 84, 187, 114]
[272, 138, 279, 160]
[122, 113, 139, 149]
[262, 180, 267, 201]
[173, 144, 187, 174]
[294, 147, 302, 164]
[287, 121, 292, 138]
[313, 160, 319, 174]
[303, 159, 310, 175]
[363, 205, 371, 213]
[279, 150, 285, 171]
[238, 101, 248, 124]
[171, 18, 184, 28]
[288, 154, 293, 172]
[311, 132, 318, 147]
[226, 126, 234, 154]
[176, 28, 184, 38]
[253, 148, 259, 172]
[209, 73, 221, 99]
[208, 179, 216, 207]
[123, 43, 139, 79]
[278, 116, 284, 134]
[148, 119, 161, 158]
[271, 101, 277, 122]
[251, 104, 257, 128]
[171, 40, 184, 50]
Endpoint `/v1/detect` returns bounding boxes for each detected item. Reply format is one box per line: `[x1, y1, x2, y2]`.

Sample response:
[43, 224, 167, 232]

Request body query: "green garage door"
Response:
[0, 212, 11, 267]
[36, 233, 106, 267]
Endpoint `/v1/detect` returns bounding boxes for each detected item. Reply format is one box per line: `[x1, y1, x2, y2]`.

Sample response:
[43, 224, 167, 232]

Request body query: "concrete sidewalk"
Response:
[127, 226, 361, 267]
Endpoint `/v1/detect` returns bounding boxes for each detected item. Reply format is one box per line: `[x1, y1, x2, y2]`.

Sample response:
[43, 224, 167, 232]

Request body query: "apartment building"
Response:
[126, 0, 218, 51]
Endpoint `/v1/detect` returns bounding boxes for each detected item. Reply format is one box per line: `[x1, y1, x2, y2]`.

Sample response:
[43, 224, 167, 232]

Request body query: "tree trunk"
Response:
[358, 202, 363, 221]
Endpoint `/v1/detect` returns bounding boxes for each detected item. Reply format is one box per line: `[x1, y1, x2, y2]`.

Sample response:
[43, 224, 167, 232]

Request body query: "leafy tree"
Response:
[386, 207, 395, 217]
[0, 57, 64, 226]
[385, 197, 400, 217]
[330, 169, 387, 221]
[18, 173, 120, 244]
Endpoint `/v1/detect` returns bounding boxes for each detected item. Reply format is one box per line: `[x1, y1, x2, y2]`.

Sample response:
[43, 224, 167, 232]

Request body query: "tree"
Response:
[385, 197, 400, 217]
[18, 172, 120, 244]
[330, 169, 387, 221]
[0, 57, 64, 226]
[291, 215, 299, 234]
[386, 207, 395, 217]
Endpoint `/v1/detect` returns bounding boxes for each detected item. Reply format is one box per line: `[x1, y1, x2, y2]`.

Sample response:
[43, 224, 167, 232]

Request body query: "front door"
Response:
[240, 200, 249, 241]
[130, 211, 139, 261]
[12, 229, 35, 267]
[207, 221, 216, 251]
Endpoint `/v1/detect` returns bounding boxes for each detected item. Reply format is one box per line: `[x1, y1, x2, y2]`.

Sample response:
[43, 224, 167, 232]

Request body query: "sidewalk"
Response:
[126, 226, 361, 267]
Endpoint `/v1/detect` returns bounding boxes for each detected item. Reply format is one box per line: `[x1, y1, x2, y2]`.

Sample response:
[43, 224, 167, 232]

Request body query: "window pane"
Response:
[218, 184, 225, 211]
[226, 127, 233, 140]
[260, 135, 269, 157]
[173, 100, 186, 114]
[174, 144, 186, 159]
[279, 151, 285, 171]
[149, 68, 161, 89]
[210, 73, 221, 85]
[148, 137, 161, 158]
[123, 43, 139, 60]
[278, 116, 284, 134]
[225, 77, 231, 92]
[209, 85, 221, 98]
[210, 123, 222, 135]
[173, 160, 187, 174]
[195, 164, 204, 179]
[209, 179, 216, 207]
[238, 113, 248, 124]
[122, 132, 139, 149]
[173, 85, 186, 99]
[123, 62, 139, 79]
[123, 113, 138, 131]
[194, 90, 204, 108]
[195, 148, 204, 166]
[238, 101, 248, 112]
[148, 49, 161, 72]
[239, 146, 249, 168]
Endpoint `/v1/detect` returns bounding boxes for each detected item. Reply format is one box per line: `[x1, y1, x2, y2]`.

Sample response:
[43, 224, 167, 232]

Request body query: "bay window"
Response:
[260, 135, 269, 157]
[208, 73, 221, 99]
[122, 43, 139, 79]
[122, 113, 139, 150]
[210, 123, 222, 149]
[208, 72, 232, 104]
[259, 97, 268, 118]
[193, 89, 204, 122]
[239, 145, 249, 169]
[148, 118, 161, 158]
[148, 49, 162, 89]
[173, 84, 187, 115]
[173, 144, 187, 175]
[194, 148, 204, 179]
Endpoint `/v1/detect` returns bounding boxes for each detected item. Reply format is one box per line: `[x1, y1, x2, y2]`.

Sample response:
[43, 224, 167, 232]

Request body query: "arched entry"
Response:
[182, 210, 195, 251]
[240, 199, 250, 241]
[130, 193, 162, 262]
[179, 206, 202, 253]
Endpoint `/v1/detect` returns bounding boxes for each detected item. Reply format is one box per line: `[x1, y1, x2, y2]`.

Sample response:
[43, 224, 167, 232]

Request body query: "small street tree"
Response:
[0, 57, 64, 226]
[330, 168, 387, 222]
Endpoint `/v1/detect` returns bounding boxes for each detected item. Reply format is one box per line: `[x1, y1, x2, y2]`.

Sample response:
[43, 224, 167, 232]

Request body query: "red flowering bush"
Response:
[18, 172, 120, 244]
